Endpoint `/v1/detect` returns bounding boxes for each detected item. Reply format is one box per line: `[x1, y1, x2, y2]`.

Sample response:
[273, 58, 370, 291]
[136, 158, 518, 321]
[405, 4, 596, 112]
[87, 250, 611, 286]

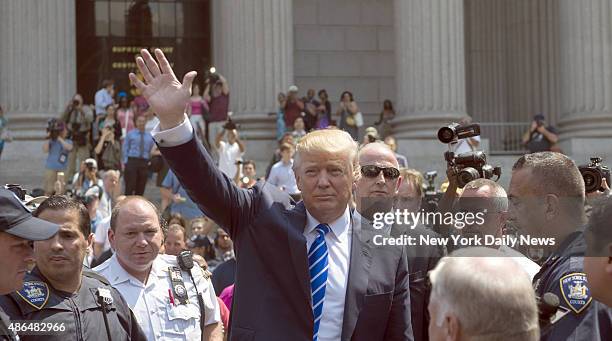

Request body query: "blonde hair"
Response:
[400, 168, 425, 198]
[294, 128, 359, 176]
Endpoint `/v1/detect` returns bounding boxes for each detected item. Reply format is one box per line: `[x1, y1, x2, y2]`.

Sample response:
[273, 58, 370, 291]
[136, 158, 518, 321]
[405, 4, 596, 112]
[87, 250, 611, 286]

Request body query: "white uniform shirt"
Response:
[94, 254, 221, 340]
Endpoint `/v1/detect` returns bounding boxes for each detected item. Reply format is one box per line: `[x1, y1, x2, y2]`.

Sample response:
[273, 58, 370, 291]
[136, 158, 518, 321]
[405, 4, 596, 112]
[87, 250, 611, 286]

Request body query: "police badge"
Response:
[16, 281, 49, 310]
[559, 272, 592, 314]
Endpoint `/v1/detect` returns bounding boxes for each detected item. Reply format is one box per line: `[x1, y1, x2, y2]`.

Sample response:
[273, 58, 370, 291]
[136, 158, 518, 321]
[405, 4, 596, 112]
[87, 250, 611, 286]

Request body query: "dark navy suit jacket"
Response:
[159, 137, 413, 341]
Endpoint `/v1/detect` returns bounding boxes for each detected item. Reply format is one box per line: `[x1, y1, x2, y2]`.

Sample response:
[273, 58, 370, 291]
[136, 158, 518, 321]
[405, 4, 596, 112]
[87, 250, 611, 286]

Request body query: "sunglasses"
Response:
[360, 165, 400, 180]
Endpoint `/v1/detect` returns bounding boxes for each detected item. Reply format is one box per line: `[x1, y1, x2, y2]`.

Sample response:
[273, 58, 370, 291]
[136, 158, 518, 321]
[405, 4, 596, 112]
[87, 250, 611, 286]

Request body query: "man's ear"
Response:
[395, 176, 403, 195]
[86, 233, 94, 249]
[446, 314, 461, 341]
[544, 194, 559, 221]
[108, 229, 116, 250]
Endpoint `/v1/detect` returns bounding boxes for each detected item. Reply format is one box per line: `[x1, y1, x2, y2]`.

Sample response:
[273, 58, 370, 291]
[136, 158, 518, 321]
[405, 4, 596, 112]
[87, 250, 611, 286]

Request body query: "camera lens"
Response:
[438, 127, 456, 144]
[582, 170, 601, 193]
[458, 167, 480, 188]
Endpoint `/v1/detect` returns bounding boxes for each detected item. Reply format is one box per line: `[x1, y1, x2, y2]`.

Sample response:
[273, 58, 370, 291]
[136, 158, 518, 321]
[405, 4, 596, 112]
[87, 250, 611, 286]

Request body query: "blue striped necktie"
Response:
[308, 223, 331, 341]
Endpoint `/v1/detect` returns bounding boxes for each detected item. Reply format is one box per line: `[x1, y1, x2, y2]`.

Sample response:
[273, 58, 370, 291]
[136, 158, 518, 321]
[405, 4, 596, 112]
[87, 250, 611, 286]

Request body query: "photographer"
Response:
[42, 120, 73, 195]
[204, 70, 230, 145]
[214, 123, 245, 178]
[94, 123, 122, 171]
[72, 158, 103, 198]
[522, 113, 559, 153]
[234, 159, 258, 189]
[61, 94, 93, 180]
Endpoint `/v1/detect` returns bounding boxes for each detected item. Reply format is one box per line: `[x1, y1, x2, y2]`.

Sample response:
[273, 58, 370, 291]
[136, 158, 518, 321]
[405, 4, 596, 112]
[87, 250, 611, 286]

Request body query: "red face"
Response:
[0, 232, 34, 294]
[109, 200, 163, 276]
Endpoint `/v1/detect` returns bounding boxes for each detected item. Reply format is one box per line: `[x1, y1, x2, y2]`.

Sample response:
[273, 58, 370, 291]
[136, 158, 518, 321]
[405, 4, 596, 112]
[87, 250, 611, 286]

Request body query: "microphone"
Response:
[537, 292, 570, 333]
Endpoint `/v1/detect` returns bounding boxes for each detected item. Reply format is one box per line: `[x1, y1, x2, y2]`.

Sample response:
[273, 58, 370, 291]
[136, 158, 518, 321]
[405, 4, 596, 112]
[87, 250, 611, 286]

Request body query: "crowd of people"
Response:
[0, 48, 610, 341]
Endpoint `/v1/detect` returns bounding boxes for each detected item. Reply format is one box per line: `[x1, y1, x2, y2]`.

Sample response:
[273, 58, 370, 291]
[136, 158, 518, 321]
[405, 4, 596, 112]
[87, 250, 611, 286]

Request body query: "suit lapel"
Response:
[341, 210, 374, 341]
[286, 202, 312, 310]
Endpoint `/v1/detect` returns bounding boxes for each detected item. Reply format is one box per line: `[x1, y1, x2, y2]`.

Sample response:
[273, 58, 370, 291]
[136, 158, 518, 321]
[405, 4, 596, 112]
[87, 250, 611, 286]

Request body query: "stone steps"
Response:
[5, 112, 58, 140]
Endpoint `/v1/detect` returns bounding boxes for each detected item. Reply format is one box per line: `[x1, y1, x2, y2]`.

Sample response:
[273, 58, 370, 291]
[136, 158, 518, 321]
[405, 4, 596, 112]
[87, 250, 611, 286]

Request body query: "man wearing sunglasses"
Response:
[353, 142, 402, 224]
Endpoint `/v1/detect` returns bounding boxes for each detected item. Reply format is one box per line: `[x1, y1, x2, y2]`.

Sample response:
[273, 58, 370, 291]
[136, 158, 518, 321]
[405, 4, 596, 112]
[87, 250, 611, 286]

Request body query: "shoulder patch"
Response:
[559, 272, 592, 314]
[16, 281, 49, 310]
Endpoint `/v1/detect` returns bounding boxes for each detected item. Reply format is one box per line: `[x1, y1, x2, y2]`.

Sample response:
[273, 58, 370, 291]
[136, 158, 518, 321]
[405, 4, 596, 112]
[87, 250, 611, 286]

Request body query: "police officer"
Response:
[0, 188, 60, 341]
[508, 152, 611, 340]
[94, 196, 223, 340]
[0, 195, 147, 341]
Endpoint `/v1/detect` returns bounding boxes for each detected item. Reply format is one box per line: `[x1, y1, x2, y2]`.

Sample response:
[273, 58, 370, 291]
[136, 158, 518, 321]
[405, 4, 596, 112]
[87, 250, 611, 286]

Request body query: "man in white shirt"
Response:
[94, 196, 223, 340]
[267, 142, 299, 195]
[214, 127, 244, 178]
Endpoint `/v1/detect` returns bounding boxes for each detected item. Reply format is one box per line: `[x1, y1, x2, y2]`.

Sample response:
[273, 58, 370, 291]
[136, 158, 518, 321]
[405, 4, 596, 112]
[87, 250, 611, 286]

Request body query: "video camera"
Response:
[438, 122, 501, 188]
[579, 157, 611, 193]
[223, 117, 238, 130]
[46, 118, 64, 140]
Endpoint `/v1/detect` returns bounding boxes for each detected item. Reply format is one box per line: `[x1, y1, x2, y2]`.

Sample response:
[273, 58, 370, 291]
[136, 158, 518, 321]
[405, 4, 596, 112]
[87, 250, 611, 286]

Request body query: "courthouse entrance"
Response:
[76, 0, 212, 101]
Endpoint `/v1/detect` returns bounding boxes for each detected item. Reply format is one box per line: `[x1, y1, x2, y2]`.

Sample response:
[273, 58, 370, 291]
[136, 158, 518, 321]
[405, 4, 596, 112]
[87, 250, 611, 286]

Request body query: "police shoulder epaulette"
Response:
[82, 270, 111, 286]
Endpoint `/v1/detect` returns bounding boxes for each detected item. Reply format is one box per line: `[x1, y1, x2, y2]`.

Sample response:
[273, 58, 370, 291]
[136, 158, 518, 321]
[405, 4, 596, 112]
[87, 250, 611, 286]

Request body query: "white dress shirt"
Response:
[304, 206, 352, 341]
[267, 159, 300, 194]
[94, 254, 220, 340]
[152, 117, 354, 340]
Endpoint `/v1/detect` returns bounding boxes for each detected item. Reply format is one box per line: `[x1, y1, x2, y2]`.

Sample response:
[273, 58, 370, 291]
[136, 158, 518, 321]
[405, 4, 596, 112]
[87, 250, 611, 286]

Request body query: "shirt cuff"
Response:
[151, 114, 194, 147]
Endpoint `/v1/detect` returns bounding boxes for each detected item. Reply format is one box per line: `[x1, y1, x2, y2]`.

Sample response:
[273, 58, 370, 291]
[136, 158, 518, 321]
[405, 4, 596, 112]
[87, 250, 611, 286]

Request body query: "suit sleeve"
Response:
[158, 132, 259, 242]
[383, 246, 414, 341]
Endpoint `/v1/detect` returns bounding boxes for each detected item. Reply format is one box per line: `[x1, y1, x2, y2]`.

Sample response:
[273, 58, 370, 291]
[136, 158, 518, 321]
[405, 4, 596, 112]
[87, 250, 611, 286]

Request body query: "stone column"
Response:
[393, 0, 468, 171]
[212, 0, 293, 144]
[557, 0, 612, 162]
[0, 0, 76, 139]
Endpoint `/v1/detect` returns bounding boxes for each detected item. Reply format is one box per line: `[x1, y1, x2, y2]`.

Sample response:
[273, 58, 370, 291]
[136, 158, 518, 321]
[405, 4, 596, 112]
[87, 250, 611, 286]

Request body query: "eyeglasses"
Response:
[360, 165, 400, 180]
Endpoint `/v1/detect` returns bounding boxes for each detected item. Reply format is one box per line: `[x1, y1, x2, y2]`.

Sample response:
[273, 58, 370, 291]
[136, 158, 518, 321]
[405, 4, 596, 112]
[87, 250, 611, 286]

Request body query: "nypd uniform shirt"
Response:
[0, 267, 146, 341]
[533, 231, 612, 341]
[94, 254, 221, 340]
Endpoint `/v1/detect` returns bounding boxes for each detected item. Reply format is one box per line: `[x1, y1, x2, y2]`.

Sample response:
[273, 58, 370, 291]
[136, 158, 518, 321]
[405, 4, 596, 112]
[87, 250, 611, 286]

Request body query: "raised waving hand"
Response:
[129, 48, 197, 129]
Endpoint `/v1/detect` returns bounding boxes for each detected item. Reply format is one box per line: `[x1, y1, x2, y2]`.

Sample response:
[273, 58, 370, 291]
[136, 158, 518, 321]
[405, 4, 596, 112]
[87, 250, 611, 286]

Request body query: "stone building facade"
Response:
[1, 0, 611, 174]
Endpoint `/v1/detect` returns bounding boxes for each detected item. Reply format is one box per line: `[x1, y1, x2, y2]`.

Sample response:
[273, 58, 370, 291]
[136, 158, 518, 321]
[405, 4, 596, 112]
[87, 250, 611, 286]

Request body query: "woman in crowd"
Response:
[317, 89, 332, 128]
[94, 124, 122, 171]
[276, 92, 287, 141]
[375, 99, 396, 139]
[336, 91, 360, 140]
[116, 95, 135, 139]
[96, 104, 122, 145]
[187, 83, 208, 141]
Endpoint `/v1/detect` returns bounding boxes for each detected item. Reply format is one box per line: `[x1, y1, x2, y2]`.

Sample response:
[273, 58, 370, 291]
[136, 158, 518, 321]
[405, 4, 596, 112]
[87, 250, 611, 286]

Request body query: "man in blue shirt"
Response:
[94, 80, 114, 116]
[161, 169, 204, 221]
[43, 122, 73, 195]
[122, 115, 154, 195]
